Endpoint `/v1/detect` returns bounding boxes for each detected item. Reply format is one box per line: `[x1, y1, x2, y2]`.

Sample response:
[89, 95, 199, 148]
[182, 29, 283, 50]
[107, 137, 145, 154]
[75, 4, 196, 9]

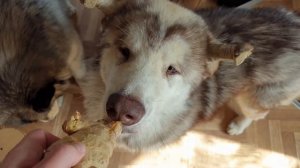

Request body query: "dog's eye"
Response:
[119, 47, 130, 61]
[166, 66, 179, 76]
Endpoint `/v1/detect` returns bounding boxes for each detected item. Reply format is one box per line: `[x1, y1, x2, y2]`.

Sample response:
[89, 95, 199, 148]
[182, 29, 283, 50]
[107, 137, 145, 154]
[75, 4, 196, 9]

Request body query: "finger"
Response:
[2, 129, 59, 168]
[34, 142, 86, 168]
[44, 131, 59, 147]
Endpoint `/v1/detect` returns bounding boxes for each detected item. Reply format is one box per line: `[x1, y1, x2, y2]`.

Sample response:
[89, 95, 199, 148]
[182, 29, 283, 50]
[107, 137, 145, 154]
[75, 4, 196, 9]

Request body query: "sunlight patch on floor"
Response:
[118, 131, 300, 168]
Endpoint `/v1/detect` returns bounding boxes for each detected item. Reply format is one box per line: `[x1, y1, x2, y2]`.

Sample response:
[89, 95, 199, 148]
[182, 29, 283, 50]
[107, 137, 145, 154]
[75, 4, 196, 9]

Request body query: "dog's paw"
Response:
[227, 121, 245, 135]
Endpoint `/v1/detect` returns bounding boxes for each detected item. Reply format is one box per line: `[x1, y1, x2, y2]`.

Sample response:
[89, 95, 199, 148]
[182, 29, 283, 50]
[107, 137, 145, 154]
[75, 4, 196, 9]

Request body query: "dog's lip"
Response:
[121, 126, 137, 134]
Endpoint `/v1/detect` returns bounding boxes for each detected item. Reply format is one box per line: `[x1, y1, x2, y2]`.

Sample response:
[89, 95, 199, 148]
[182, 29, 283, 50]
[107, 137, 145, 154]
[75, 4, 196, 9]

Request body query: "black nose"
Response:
[30, 82, 55, 113]
[106, 93, 145, 126]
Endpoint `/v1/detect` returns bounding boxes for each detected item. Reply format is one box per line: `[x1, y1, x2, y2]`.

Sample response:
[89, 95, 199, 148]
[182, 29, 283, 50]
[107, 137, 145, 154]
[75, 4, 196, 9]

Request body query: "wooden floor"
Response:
[18, 96, 300, 168]
[2, 0, 300, 167]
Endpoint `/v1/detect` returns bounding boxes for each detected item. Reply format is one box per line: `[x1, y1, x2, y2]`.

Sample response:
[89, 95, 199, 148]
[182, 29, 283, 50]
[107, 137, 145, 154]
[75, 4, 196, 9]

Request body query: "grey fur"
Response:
[197, 8, 300, 116]
[0, 0, 83, 125]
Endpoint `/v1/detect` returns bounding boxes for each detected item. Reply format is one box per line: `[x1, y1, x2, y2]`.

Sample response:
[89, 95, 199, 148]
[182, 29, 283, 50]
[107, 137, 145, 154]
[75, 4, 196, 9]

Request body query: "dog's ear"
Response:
[205, 32, 254, 76]
[80, 0, 127, 15]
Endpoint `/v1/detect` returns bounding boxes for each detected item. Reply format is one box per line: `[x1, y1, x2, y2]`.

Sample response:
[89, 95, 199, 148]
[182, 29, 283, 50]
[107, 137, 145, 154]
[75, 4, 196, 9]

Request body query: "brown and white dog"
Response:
[79, 0, 300, 151]
[0, 0, 85, 125]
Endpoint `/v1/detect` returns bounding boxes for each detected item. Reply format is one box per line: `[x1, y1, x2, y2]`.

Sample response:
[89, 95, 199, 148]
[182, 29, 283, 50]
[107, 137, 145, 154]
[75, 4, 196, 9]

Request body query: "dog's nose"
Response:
[106, 93, 145, 126]
[30, 81, 55, 113]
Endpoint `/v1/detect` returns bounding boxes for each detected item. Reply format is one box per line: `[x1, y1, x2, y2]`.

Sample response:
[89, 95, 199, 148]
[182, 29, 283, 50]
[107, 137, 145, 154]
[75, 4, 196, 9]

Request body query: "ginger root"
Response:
[56, 112, 122, 168]
[62, 111, 90, 134]
[208, 43, 254, 66]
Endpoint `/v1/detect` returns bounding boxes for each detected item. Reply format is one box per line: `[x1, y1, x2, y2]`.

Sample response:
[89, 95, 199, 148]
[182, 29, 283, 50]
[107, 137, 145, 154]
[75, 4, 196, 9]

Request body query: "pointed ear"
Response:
[80, 0, 126, 14]
[205, 32, 254, 76]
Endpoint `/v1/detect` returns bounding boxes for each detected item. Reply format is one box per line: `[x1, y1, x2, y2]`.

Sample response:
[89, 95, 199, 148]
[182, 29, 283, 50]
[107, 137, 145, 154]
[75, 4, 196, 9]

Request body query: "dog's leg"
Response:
[227, 92, 269, 135]
[227, 115, 253, 135]
[67, 34, 86, 80]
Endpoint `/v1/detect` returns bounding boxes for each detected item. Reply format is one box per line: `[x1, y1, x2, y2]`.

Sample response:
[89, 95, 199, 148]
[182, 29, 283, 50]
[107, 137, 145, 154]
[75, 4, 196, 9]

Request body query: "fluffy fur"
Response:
[80, 0, 300, 151]
[198, 8, 300, 134]
[0, 0, 85, 125]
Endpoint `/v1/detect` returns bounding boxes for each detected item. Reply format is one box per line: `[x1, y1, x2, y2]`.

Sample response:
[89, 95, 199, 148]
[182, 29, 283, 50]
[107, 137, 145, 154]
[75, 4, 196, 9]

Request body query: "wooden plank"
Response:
[294, 132, 300, 159]
[281, 121, 300, 132]
[256, 1, 293, 9]
[267, 106, 300, 120]
[269, 120, 284, 153]
[282, 132, 298, 158]
[292, 0, 300, 11]
[254, 120, 271, 150]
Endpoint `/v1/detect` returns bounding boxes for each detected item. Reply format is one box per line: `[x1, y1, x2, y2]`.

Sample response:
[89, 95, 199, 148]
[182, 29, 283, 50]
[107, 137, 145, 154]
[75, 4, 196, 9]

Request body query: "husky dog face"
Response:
[0, 0, 85, 125]
[82, 0, 216, 150]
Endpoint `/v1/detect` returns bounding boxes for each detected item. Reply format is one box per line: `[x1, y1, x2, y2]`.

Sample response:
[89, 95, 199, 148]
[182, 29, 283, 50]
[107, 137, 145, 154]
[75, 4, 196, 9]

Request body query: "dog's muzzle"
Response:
[106, 93, 145, 126]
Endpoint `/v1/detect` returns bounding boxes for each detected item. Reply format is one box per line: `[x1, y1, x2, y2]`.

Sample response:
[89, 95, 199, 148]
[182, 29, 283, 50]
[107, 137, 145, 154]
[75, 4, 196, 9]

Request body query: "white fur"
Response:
[146, 0, 204, 28]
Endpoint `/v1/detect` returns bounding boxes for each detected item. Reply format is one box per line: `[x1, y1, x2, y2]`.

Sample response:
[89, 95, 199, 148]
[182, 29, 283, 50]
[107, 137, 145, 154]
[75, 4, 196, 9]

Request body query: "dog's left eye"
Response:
[119, 47, 130, 61]
[166, 66, 179, 76]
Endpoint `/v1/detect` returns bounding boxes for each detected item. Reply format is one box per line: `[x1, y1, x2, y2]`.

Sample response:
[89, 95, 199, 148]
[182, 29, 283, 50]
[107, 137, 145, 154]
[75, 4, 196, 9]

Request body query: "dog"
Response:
[0, 0, 85, 125]
[79, 0, 300, 151]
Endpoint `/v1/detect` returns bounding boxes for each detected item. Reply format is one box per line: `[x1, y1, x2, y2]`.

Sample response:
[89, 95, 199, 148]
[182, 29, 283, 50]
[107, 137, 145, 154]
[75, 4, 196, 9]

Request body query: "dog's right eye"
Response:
[119, 47, 130, 62]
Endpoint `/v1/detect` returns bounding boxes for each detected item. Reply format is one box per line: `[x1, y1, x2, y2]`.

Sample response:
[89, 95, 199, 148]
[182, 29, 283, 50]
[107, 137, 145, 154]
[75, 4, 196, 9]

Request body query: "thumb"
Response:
[34, 142, 86, 168]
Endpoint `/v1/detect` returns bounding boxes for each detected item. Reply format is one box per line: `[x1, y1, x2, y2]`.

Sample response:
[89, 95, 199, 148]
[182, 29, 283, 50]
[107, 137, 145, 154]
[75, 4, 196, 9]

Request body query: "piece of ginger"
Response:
[56, 112, 122, 168]
[62, 111, 90, 134]
[208, 43, 254, 66]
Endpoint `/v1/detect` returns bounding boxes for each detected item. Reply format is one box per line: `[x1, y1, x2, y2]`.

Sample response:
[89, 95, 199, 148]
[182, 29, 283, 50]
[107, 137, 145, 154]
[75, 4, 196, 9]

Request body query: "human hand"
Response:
[1, 129, 86, 168]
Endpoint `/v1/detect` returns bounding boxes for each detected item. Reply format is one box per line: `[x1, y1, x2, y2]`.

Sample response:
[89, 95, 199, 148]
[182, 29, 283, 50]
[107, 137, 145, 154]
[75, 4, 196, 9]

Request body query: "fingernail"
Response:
[72, 143, 86, 154]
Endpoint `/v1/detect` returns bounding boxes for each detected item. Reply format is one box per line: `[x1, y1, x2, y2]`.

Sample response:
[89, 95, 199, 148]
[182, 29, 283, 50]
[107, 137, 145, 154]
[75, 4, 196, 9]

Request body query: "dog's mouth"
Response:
[33, 79, 76, 123]
[13, 96, 63, 126]
[103, 117, 138, 134]
[38, 97, 61, 122]
[121, 126, 138, 134]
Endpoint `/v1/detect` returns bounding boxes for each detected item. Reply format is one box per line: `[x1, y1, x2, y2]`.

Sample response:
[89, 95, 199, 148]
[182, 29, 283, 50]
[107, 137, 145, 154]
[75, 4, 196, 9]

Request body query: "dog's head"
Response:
[0, 0, 83, 125]
[82, 0, 235, 151]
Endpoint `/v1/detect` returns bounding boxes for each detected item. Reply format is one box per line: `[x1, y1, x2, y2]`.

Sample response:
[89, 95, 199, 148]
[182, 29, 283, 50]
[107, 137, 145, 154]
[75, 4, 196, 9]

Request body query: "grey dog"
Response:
[0, 0, 85, 125]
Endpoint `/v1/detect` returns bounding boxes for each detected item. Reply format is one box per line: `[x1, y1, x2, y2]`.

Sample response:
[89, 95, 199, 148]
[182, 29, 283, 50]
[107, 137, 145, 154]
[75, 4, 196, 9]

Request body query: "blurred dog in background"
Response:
[0, 0, 85, 125]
